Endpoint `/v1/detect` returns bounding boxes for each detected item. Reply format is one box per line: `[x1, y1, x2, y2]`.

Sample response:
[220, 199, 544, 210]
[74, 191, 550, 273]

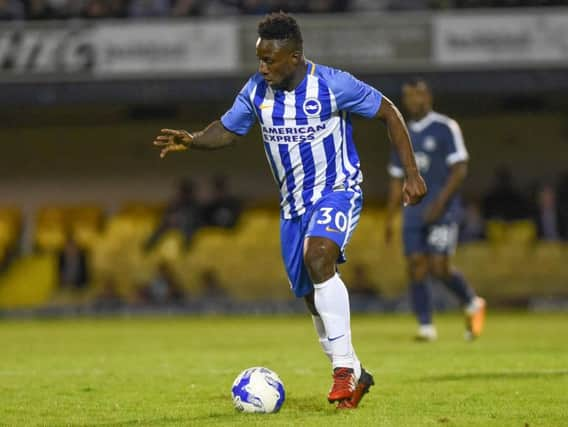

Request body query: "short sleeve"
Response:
[445, 119, 469, 165]
[328, 71, 382, 118]
[388, 149, 404, 178]
[220, 78, 257, 136]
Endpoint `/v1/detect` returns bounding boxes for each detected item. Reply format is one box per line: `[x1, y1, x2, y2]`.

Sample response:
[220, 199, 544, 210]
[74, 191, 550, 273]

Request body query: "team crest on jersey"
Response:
[303, 98, 322, 117]
[415, 152, 431, 173]
[423, 137, 437, 151]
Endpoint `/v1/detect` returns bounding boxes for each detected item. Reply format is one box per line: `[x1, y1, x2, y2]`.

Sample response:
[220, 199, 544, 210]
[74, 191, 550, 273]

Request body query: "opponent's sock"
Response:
[312, 315, 362, 380]
[442, 271, 476, 306]
[313, 273, 354, 370]
[410, 281, 433, 325]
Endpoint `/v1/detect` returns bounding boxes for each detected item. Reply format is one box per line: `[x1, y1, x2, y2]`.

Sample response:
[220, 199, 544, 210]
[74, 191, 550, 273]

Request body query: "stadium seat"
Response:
[0, 254, 58, 308]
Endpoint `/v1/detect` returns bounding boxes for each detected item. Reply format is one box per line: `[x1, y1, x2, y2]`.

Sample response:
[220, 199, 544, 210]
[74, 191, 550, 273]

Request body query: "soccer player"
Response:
[153, 12, 426, 408]
[385, 78, 486, 342]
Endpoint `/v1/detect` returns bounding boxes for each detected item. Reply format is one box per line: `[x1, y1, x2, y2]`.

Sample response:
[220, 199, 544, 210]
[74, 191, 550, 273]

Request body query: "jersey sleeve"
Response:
[328, 70, 383, 118]
[444, 119, 469, 165]
[388, 149, 404, 178]
[220, 78, 257, 136]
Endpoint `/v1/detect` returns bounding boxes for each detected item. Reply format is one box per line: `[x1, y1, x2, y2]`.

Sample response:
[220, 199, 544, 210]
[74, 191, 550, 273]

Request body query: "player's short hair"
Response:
[258, 11, 303, 50]
[404, 77, 430, 90]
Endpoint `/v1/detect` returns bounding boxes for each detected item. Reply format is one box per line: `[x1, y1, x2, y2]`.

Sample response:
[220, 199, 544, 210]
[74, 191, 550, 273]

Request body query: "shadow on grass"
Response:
[182, 394, 334, 425]
[420, 369, 568, 382]
[90, 394, 352, 426]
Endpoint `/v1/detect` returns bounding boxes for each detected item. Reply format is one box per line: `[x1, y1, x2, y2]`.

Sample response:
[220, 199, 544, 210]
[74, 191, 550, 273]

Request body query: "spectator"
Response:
[128, 0, 170, 17]
[481, 166, 531, 222]
[0, 0, 24, 19]
[82, 0, 126, 18]
[533, 183, 567, 241]
[202, 175, 241, 228]
[24, 0, 57, 19]
[307, 0, 337, 13]
[556, 171, 568, 240]
[57, 235, 89, 290]
[230, 0, 268, 14]
[459, 198, 486, 243]
[145, 178, 203, 249]
[171, 0, 203, 16]
[388, 0, 430, 10]
[139, 261, 186, 306]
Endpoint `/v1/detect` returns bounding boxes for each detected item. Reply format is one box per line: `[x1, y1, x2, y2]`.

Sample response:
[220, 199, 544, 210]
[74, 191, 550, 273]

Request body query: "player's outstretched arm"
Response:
[376, 96, 427, 206]
[153, 120, 241, 159]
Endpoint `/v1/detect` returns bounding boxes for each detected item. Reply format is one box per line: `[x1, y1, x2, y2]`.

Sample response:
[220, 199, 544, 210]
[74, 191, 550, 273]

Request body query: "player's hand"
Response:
[402, 172, 427, 206]
[423, 199, 445, 224]
[153, 129, 193, 159]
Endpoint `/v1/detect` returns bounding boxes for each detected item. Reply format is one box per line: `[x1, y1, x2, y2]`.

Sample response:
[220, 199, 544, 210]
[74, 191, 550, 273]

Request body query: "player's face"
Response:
[402, 83, 432, 119]
[256, 38, 300, 91]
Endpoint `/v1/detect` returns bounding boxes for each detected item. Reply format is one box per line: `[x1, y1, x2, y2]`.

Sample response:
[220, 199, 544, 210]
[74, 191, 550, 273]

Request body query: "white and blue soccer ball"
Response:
[231, 367, 285, 413]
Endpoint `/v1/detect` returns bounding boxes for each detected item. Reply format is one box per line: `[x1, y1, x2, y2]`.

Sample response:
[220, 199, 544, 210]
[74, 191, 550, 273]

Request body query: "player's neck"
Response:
[411, 109, 432, 122]
[284, 61, 308, 92]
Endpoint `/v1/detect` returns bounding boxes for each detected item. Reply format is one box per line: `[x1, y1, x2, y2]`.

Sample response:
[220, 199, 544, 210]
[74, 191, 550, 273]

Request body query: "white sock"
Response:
[312, 315, 362, 380]
[312, 315, 332, 362]
[313, 273, 355, 371]
[464, 297, 483, 315]
[351, 336, 362, 380]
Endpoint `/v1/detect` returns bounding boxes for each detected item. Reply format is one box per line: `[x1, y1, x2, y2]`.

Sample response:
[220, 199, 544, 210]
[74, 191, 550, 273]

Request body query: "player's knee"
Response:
[408, 258, 429, 282]
[304, 245, 335, 284]
[430, 260, 450, 281]
[304, 293, 318, 316]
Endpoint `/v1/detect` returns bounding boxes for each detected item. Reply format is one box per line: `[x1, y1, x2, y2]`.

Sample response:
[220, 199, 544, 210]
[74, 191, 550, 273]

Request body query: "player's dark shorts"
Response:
[403, 221, 459, 256]
[280, 189, 363, 298]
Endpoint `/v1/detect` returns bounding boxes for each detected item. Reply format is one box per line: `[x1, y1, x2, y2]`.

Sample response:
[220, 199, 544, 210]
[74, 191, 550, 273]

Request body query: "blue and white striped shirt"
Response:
[221, 61, 382, 219]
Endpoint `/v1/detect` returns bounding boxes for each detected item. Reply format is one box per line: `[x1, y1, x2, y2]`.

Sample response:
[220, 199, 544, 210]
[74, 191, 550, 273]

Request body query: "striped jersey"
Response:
[388, 111, 469, 226]
[221, 61, 382, 219]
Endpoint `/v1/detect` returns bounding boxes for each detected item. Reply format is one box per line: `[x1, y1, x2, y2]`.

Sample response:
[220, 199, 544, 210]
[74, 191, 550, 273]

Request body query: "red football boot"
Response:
[327, 367, 355, 403]
[336, 368, 375, 409]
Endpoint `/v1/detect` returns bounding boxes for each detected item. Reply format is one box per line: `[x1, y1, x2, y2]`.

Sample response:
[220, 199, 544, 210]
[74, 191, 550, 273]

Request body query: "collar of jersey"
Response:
[409, 111, 437, 133]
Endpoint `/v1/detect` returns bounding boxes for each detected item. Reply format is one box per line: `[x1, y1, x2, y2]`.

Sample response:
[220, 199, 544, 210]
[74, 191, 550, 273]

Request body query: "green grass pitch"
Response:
[1, 312, 567, 426]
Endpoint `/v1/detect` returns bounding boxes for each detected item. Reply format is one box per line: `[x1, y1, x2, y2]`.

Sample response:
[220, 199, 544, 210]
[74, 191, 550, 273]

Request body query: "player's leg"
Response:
[304, 292, 332, 361]
[427, 222, 486, 339]
[303, 190, 373, 408]
[404, 225, 436, 340]
[430, 255, 485, 339]
[430, 255, 474, 304]
[408, 253, 436, 341]
[305, 291, 373, 410]
[304, 236, 356, 403]
[280, 215, 361, 392]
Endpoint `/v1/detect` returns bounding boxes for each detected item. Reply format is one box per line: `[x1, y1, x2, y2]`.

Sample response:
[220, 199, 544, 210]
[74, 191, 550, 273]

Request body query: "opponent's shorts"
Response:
[403, 221, 459, 257]
[280, 189, 363, 298]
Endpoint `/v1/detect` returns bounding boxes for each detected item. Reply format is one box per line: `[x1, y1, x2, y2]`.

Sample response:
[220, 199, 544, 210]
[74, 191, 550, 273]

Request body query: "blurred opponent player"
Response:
[153, 12, 426, 408]
[385, 79, 485, 341]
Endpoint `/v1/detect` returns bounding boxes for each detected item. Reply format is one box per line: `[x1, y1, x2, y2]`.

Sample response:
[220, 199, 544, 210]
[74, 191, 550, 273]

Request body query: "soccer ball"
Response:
[231, 367, 285, 413]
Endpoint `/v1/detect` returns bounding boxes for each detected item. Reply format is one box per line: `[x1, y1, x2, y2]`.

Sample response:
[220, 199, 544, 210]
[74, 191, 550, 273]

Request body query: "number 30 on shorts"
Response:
[316, 207, 348, 232]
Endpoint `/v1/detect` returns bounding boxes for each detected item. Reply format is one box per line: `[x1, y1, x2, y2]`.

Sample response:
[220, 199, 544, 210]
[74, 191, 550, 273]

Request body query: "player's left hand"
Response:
[153, 129, 193, 159]
[402, 172, 427, 206]
[423, 199, 445, 223]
